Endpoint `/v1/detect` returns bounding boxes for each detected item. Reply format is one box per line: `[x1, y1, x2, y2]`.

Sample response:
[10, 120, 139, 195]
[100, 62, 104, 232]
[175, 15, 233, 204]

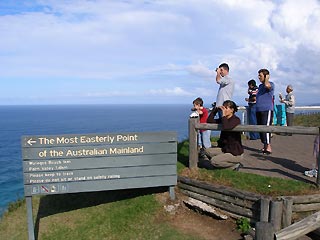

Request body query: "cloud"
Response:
[186, 63, 214, 79]
[148, 87, 193, 96]
[0, 0, 319, 105]
[271, 0, 320, 50]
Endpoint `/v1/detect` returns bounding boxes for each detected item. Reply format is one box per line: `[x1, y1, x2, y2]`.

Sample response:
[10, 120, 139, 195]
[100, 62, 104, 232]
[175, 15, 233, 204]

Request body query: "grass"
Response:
[0, 190, 200, 240]
[294, 112, 320, 127]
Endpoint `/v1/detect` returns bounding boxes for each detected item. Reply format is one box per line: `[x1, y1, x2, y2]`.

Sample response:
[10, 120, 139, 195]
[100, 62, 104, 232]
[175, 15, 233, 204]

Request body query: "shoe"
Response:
[233, 163, 243, 171]
[189, 111, 199, 118]
[198, 148, 206, 158]
[263, 150, 272, 155]
[304, 169, 317, 178]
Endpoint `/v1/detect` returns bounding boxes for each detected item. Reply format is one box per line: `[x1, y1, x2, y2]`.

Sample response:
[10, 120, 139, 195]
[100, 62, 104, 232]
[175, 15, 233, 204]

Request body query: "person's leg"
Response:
[264, 110, 273, 152]
[197, 131, 202, 148]
[256, 111, 265, 146]
[286, 112, 294, 136]
[202, 130, 212, 149]
[258, 110, 272, 152]
[286, 112, 294, 127]
[198, 132, 207, 158]
[205, 147, 223, 158]
[249, 105, 259, 140]
[210, 153, 243, 168]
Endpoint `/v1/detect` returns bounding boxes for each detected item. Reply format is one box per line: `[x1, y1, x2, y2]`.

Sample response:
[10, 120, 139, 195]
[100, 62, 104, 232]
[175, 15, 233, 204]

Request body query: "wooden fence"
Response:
[187, 111, 320, 239]
[178, 175, 320, 239]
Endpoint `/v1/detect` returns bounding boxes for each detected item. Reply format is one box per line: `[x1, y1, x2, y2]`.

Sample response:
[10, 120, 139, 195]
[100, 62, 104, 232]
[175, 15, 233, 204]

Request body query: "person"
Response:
[279, 84, 295, 130]
[210, 63, 235, 119]
[192, 97, 211, 157]
[202, 100, 243, 170]
[304, 135, 320, 178]
[256, 69, 275, 154]
[245, 79, 260, 140]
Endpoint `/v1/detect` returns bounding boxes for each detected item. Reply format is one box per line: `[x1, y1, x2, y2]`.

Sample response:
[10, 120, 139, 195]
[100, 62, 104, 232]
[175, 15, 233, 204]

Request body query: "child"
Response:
[245, 79, 260, 140]
[191, 97, 211, 157]
[304, 135, 320, 178]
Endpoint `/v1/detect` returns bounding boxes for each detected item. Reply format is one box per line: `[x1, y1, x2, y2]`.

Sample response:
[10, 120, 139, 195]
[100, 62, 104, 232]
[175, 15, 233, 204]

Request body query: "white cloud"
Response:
[148, 87, 193, 96]
[271, 0, 320, 50]
[186, 63, 214, 78]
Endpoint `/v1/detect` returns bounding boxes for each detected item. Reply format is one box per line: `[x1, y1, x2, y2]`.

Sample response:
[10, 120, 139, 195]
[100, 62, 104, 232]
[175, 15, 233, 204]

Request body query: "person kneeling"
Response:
[200, 100, 244, 171]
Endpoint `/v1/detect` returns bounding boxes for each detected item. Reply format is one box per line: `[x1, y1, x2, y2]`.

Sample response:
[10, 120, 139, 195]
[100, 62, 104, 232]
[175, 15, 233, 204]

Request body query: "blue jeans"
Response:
[247, 104, 260, 140]
[198, 130, 211, 149]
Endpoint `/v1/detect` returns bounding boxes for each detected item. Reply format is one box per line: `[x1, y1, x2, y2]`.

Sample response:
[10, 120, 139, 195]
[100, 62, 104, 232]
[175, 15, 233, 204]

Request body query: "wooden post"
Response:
[169, 186, 175, 200]
[255, 221, 274, 240]
[189, 118, 198, 169]
[260, 197, 270, 222]
[270, 200, 283, 232]
[282, 197, 293, 228]
[26, 196, 35, 240]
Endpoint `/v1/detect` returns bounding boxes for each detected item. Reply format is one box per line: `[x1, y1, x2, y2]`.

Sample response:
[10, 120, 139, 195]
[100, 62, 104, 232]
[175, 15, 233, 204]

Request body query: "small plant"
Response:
[7, 198, 25, 213]
[236, 217, 251, 234]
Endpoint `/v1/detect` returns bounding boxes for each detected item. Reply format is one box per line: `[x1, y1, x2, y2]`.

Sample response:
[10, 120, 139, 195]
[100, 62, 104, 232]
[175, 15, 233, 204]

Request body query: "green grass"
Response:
[294, 113, 320, 127]
[0, 191, 200, 240]
[198, 168, 316, 196]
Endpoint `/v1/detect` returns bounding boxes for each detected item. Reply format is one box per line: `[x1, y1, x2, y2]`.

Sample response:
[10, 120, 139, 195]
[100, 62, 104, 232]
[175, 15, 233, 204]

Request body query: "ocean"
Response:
[0, 104, 192, 216]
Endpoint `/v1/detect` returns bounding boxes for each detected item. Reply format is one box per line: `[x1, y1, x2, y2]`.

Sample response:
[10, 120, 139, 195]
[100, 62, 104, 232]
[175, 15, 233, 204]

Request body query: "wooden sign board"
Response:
[21, 131, 177, 240]
[22, 131, 177, 196]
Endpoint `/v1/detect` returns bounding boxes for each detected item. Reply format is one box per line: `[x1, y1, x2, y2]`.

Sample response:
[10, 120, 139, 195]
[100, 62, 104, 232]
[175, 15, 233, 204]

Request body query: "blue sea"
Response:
[0, 104, 192, 217]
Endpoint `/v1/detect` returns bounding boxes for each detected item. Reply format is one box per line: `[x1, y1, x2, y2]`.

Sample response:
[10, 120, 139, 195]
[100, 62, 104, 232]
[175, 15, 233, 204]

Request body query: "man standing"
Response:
[256, 68, 274, 154]
[279, 84, 295, 128]
[209, 63, 235, 120]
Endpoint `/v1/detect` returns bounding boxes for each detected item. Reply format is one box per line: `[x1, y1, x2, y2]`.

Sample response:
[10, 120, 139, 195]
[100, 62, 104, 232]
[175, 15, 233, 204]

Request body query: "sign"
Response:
[22, 131, 177, 196]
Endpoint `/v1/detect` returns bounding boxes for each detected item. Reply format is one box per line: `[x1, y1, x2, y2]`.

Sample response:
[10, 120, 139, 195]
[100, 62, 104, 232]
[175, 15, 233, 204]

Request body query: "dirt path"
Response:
[241, 134, 316, 183]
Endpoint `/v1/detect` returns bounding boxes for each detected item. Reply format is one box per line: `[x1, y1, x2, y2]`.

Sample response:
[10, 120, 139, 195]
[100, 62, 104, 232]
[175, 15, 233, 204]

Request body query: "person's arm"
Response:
[197, 107, 204, 115]
[207, 109, 219, 123]
[263, 74, 271, 90]
[216, 68, 222, 83]
[283, 94, 295, 107]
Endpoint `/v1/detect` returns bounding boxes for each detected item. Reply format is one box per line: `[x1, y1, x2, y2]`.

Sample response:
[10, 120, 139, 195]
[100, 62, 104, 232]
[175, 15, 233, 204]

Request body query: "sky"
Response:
[0, 0, 319, 106]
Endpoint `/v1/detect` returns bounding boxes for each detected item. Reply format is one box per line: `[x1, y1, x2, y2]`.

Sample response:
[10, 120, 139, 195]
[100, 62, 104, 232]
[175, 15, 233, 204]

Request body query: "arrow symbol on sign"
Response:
[27, 138, 37, 146]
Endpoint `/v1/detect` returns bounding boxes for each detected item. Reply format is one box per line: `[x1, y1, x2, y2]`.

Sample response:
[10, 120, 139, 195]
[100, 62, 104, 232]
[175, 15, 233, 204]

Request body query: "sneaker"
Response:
[198, 148, 207, 158]
[304, 169, 318, 178]
[233, 163, 244, 171]
[189, 111, 199, 118]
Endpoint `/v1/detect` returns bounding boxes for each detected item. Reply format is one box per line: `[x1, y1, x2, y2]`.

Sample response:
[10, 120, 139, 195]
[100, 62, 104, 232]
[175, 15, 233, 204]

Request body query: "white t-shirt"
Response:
[216, 75, 234, 107]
